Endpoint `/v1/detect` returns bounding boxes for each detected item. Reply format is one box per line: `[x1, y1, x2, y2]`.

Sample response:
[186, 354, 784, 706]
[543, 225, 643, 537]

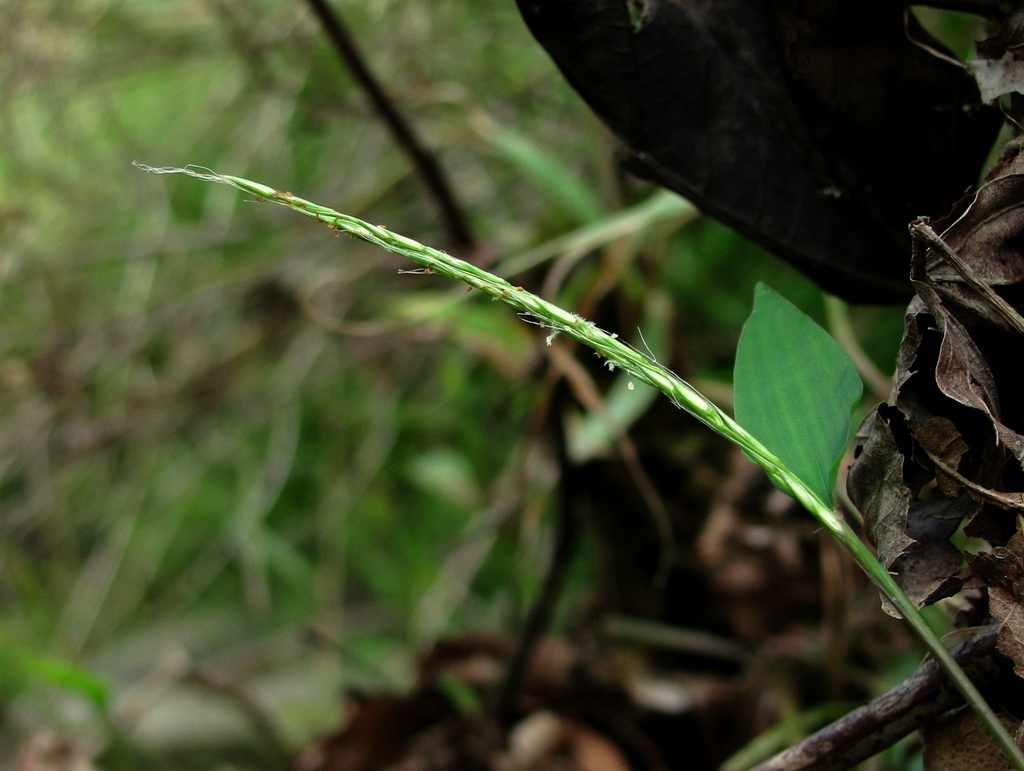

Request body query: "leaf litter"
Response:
[848, 135, 1024, 682]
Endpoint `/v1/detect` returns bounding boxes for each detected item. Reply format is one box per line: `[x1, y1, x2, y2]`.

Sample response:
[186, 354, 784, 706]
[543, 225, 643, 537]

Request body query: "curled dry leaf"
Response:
[922, 706, 1023, 771]
[969, 8, 1024, 127]
[848, 138, 1024, 662]
[967, 518, 1024, 680]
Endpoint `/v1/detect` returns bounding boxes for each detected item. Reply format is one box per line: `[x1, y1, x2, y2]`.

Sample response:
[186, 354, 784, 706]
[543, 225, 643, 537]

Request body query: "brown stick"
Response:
[302, 0, 476, 252]
[909, 219, 1024, 337]
[752, 624, 1006, 771]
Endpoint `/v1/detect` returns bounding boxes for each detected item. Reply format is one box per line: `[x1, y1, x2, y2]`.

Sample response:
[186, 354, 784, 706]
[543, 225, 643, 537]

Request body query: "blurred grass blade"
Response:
[474, 113, 604, 224]
[497, 190, 696, 277]
[734, 283, 862, 506]
[720, 701, 855, 771]
[22, 652, 111, 709]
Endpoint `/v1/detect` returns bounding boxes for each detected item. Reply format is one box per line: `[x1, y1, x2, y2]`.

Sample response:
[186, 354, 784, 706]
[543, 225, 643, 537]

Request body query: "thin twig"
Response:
[602, 616, 749, 664]
[909, 219, 1024, 337]
[184, 664, 293, 763]
[751, 624, 1006, 771]
[493, 384, 578, 726]
[302, 0, 476, 252]
[543, 342, 675, 584]
[824, 296, 892, 404]
[920, 443, 1024, 509]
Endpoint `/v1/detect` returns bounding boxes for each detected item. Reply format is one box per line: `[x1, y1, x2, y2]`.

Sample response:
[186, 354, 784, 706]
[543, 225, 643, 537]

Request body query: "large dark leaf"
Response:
[515, 0, 999, 302]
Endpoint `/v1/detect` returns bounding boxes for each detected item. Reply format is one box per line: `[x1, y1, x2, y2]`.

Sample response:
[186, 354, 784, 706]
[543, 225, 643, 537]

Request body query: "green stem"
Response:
[812, 503, 1023, 768]
[136, 163, 1024, 769]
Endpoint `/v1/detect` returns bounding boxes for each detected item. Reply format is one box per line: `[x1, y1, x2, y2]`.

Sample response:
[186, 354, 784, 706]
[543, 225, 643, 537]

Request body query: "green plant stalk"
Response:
[137, 164, 1024, 768]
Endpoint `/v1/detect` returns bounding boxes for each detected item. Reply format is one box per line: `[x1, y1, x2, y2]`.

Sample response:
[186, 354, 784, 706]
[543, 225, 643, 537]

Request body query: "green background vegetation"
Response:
[1, 1, 918, 767]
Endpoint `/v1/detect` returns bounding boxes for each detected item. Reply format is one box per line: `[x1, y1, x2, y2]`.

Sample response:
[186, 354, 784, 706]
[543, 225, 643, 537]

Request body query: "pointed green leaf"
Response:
[734, 283, 862, 506]
[21, 652, 111, 709]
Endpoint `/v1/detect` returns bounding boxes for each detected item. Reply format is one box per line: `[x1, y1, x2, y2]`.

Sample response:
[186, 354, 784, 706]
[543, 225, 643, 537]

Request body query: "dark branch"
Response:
[752, 624, 1007, 771]
[302, 0, 476, 252]
[492, 385, 579, 726]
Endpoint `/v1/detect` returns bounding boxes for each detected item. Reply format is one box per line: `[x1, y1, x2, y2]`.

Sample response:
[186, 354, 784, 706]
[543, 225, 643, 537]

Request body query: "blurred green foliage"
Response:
[0, 0, 910, 766]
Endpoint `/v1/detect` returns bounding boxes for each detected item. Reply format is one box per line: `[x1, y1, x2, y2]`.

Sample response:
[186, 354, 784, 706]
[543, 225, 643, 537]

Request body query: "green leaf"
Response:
[481, 122, 604, 225]
[0, 637, 111, 710]
[21, 652, 111, 709]
[734, 283, 862, 506]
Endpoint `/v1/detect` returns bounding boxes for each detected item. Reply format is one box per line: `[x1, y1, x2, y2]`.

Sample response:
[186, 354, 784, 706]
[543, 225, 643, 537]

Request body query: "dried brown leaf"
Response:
[972, 8, 1024, 127]
[922, 707, 1022, 771]
[848, 136, 1024, 613]
[967, 519, 1024, 677]
[850, 407, 913, 572]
